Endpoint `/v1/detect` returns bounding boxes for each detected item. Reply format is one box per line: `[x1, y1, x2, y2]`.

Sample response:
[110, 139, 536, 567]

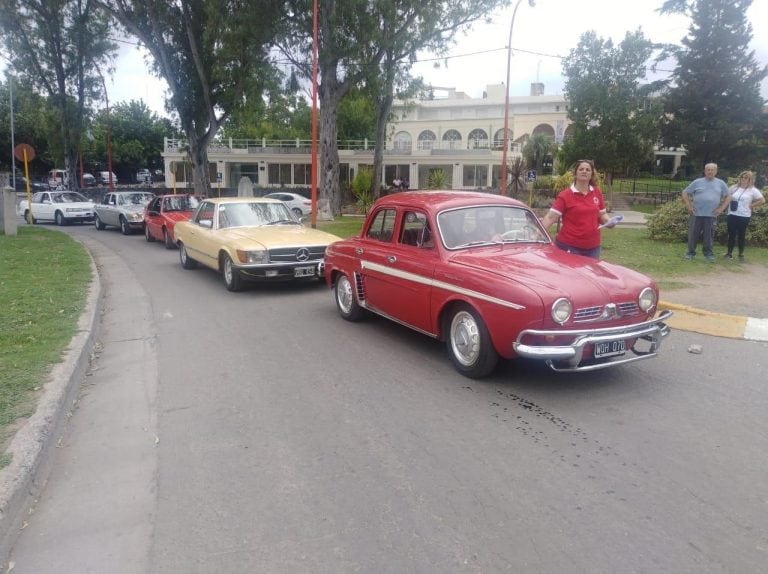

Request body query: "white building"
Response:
[161, 83, 682, 191]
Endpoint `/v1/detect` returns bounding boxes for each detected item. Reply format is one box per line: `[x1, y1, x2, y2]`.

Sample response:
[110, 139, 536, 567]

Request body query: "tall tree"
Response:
[85, 99, 177, 178]
[283, 0, 508, 214]
[220, 88, 313, 142]
[0, 75, 54, 176]
[561, 30, 662, 181]
[0, 0, 116, 189]
[658, 0, 767, 171]
[97, 0, 285, 196]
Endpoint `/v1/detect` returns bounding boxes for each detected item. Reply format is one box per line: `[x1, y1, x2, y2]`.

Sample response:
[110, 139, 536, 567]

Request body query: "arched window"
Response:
[531, 123, 555, 138]
[393, 131, 412, 151]
[417, 130, 437, 150]
[467, 129, 489, 149]
[442, 129, 462, 150]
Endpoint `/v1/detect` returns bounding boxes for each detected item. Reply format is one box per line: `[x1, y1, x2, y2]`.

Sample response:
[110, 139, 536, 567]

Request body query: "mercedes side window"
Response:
[194, 202, 215, 226]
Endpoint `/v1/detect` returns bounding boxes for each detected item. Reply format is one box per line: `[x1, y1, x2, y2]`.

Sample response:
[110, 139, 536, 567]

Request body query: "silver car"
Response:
[94, 191, 155, 235]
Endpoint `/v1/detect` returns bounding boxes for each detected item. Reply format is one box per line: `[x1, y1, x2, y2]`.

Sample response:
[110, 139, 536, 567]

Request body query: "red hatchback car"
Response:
[324, 191, 672, 378]
[144, 194, 201, 249]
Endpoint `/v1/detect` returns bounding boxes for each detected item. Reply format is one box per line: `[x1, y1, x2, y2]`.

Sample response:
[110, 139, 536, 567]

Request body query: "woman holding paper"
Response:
[724, 171, 764, 261]
[539, 159, 617, 259]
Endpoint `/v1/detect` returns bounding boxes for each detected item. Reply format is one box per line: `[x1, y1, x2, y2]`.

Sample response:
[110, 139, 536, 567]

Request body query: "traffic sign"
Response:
[14, 143, 35, 162]
[526, 169, 536, 182]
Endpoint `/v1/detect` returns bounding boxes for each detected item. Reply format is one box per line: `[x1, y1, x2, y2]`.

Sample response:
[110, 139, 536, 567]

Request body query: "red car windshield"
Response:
[437, 205, 549, 249]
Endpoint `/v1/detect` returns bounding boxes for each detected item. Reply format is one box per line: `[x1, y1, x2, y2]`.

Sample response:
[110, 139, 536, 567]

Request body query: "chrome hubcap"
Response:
[450, 311, 480, 366]
[224, 258, 233, 284]
[337, 276, 353, 314]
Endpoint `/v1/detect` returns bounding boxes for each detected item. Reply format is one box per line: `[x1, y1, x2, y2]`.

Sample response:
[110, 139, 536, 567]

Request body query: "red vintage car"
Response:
[143, 194, 200, 249]
[324, 191, 672, 378]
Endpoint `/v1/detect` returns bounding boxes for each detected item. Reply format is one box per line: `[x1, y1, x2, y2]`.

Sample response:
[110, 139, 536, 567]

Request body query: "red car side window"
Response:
[399, 211, 433, 248]
[366, 209, 396, 242]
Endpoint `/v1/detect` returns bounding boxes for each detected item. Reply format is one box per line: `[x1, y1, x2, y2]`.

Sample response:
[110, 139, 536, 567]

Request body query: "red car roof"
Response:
[374, 190, 529, 213]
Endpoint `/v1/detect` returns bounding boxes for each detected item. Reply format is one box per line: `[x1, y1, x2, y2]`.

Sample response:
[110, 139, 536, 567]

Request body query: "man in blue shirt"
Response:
[682, 163, 730, 261]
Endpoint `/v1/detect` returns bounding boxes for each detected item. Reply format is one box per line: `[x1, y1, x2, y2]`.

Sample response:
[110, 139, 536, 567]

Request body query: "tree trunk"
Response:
[372, 59, 395, 199]
[183, 121, 213, 197]
[318, 75, 345, 215]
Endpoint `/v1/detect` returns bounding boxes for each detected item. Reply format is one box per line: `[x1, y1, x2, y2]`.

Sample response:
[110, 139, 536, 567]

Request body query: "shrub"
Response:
[427, 168, 447, 189]
[647, 198, 688, 242]
[533, 175, 556, 195]
[351, 167, 374, 212]
[647, 198, 768, 247]
[552, 171, 573, 192]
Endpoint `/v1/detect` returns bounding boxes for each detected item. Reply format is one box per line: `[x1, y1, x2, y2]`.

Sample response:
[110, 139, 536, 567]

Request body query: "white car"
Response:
[98, 171, 119, 186]
[136, 168, 152, 184]
[263, 192, 312, 217]
[18, 190, 95, 225]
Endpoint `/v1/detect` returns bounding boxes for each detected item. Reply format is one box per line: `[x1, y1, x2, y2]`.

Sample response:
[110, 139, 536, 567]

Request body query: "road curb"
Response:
[659, 300, 768, 342]
[0, 246, 102, 563]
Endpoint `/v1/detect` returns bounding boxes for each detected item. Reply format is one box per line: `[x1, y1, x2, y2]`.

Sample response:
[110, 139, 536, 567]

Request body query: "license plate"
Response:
[594, 340, 626, 358]
[294, 266, 316, 277]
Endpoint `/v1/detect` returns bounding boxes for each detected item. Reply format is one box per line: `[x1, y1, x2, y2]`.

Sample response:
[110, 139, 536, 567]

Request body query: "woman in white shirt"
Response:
[725, 170, 765, 260]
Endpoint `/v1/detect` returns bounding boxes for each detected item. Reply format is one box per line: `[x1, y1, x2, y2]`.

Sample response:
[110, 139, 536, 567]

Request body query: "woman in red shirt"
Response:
[539, 159, 615, 259]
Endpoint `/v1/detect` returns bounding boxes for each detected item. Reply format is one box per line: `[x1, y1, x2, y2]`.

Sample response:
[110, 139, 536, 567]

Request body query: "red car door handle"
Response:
[387, 255, 397, 264]
[355, 247, 363, 255]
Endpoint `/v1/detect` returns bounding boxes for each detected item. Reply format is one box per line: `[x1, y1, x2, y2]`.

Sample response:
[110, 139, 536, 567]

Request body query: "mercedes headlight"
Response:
[551, 298, 572, 324]
[638, 287, 656, 312]
[129, 212, 143, 222]
[236, 249, 267, 264]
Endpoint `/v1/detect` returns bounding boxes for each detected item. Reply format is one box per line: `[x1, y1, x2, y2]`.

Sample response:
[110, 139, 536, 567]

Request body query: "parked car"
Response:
[94, 191, 155, 235]
[13, 175, 49, 193]
[136, 168, 152, 184]
[323, 190, 673, 378]
[48, 169, 68, 189]
[80, 173, 97, 187]
[18, 190, 94, 225]
[173, 197, 341, 291]
[263, 192, 312, 217]
[97, 171, 119, 186]
[144, 194, 200, 249]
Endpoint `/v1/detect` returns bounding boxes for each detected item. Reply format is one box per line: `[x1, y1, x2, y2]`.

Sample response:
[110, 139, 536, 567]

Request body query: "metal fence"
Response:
[612, 178, 684, 205]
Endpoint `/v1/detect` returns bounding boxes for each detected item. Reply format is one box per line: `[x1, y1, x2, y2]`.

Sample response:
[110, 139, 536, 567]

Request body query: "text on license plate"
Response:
[594, 340, 626, 358]
[294, 266, 316, 277]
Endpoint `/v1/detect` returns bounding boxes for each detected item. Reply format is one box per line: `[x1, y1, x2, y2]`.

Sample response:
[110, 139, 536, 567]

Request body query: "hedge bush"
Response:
[647, 197, 768, 247]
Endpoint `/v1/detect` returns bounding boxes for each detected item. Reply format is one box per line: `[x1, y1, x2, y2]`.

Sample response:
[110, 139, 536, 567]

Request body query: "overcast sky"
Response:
[112, 0, 768, 114]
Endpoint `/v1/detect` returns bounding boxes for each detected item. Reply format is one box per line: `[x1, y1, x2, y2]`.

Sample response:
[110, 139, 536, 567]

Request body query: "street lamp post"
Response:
[93, 64, 114, 192]
[500, 0, 535, 195]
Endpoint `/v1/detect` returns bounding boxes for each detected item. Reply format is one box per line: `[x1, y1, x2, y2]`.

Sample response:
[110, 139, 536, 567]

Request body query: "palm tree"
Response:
[506, 157, 527, 198]
[523, 133, 555, 173]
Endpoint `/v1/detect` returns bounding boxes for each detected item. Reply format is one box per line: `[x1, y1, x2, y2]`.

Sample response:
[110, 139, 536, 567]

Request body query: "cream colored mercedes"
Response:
[173, 197, 341, 291]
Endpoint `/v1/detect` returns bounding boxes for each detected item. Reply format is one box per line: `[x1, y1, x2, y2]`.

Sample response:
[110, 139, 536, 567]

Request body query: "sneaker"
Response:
[738, 254, 745, 261]
[724, 253, 733, 259]
[684, 253, 694, 260]
[706, 255, 716, 262]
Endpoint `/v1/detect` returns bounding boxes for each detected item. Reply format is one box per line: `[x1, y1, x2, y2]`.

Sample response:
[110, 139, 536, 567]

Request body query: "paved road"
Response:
[8, 222, 768, 573]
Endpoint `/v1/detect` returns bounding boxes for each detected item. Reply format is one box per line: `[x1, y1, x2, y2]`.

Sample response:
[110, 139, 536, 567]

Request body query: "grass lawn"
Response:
[0, 227, 91, 460]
